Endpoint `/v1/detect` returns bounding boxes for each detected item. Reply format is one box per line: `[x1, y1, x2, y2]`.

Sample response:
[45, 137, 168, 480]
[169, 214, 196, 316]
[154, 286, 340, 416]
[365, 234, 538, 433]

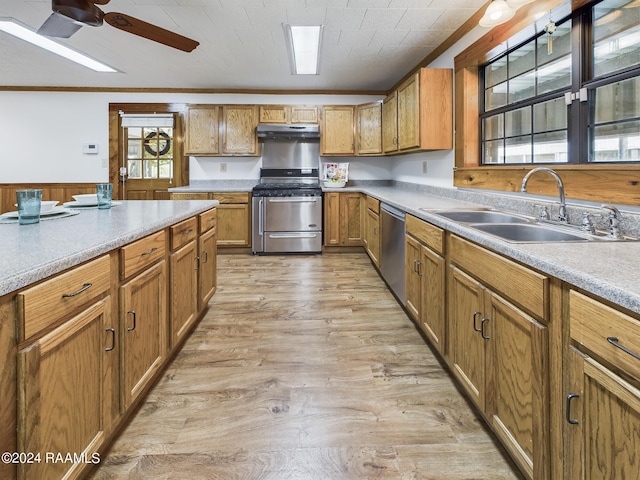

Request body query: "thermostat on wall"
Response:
[83, 143, 99, 154]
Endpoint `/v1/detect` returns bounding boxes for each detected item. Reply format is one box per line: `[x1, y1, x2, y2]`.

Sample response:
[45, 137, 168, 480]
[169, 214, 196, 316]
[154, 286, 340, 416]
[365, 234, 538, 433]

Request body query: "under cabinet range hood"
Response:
[256, 124, 320, 139]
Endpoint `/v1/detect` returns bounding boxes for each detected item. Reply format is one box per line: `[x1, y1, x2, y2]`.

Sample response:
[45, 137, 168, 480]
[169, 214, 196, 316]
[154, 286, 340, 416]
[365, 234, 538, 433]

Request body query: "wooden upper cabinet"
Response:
[356, 102, 382, 155]
[221, 105, 259, 156]
[383, 68, 453, 153]
[185, 105, 220, 155]
[321, 106, 355, 156]
[259, 105, 318, 124]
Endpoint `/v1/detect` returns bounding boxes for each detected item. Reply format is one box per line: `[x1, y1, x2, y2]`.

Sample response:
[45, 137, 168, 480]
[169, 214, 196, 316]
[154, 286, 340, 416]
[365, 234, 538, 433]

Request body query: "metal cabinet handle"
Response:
[607, 336, 640, 361]
[416, 261, 423, 277]
[141, 247, 158, 256]
[62, 282, 93, 298]
[473, 311, 482, 332]
[480, 317, 490, 340]
[180, 228, 193, 235]
[105, 327, 116, 351]
[127, 310, 136, 332]
[566, 393, 580, 425]
[413, 259, 418, 273]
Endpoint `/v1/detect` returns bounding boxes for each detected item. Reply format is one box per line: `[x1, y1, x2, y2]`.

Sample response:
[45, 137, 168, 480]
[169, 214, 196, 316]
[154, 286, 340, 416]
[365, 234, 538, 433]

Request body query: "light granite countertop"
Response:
[0, 200, 218, 297]
[169, 180, 257, 193]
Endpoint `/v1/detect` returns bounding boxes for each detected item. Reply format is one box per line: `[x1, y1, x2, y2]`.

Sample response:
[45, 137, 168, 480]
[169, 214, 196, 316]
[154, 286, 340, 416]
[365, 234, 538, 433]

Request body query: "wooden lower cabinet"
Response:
[169, 241, 198, 348]
[198, 226, 217, 310]
[17, 298, 112, 480]
[323, 192, 364, 246]
[364, 206, 380, 266]
[120, 261, 167, 409]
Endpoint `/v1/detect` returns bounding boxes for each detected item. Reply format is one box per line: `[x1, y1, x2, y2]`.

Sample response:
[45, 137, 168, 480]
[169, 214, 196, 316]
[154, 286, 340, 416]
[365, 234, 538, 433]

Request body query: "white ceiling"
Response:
[0, 0, 487, 91]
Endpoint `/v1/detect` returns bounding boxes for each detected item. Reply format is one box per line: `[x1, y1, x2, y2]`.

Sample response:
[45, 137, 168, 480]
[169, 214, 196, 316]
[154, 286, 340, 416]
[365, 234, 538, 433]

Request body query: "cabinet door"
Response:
[567, 348, 640, 480]
[365, 208, 380, 267]
[486, 292, 548, 480]
[420, 244, 445, 354]
[449, 265, 487, 410]
[120, 261, 166, 409]
[217, 204, 250, 246]
[18, 299, 111, 480]
[198, 227, 217, 310]
[321, 106, 355, 155]
[259, 105, 288, 124]
[185, 105, 220, 155]
[404, 234, 421, 320]
[397, 72, 420, 150]
[324, 192, 341, 246]
[221, 105, 258, 155]
[382, 91, 398, 153]
[357, 102, 382, 155]
[340, 192, 363, 246]
[290, 105, 318, 124]
[169, 241, 198, 348]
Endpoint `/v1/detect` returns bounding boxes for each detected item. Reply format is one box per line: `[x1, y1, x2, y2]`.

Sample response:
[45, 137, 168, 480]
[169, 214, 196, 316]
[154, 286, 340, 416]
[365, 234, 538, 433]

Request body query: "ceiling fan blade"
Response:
[92, 0, 110, 4]
[103, 12, 199, 52]
[37, 12, 83, 38]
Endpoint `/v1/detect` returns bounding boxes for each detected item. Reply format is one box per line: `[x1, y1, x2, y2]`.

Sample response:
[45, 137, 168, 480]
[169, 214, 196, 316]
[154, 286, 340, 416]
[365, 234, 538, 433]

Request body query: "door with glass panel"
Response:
[120, 113, 182, 200]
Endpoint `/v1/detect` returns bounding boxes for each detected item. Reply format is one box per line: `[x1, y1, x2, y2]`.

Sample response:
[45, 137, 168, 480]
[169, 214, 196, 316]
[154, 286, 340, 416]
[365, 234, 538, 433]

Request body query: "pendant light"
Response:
[479, 0, 515, 28]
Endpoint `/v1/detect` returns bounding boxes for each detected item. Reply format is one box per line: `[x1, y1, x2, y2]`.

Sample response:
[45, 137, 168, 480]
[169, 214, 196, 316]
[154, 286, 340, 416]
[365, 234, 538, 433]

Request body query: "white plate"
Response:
[2, 206, 70, 219]
[63, 200, 99, 208]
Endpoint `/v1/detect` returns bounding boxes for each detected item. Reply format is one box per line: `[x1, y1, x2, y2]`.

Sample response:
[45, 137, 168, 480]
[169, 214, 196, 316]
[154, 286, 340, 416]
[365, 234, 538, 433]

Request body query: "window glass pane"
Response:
[128, 160, 142, 179]
[127, 127, 142, 139]
[505, 136, 532, 163]
[159, 160, 173, 179]
[534, 97, 567, 133]
[505, 106, 531, 137]
[144, 160, 158, 178]
[483, 114, 504, 140]
[509, 71, 536, 103]
[592, 120, 640, 161]
[533, 131, 568, 163]
[127, 140, 141, 159]
[593, 0, 640, 77]
[486, 81, 508, 110]
[486, 57, 507, 88]
[537, 21, 572, 65]
[594, 76, 640, 123]
[536, 55, 571, 95]
[509, 40, 535, 78]
[484, 139, 504, 164]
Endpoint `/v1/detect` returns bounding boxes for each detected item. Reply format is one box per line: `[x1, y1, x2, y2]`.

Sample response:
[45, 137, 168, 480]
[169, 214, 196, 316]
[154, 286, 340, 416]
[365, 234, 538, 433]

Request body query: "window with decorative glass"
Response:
[480, 0, 640, 165]
[126, 127, 174, 180]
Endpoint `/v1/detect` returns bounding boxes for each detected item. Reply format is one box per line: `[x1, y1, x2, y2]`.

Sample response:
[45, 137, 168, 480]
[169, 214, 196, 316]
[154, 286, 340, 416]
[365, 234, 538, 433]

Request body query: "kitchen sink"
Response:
[470, 223, 592, 243]
[427, 210, 531, 224]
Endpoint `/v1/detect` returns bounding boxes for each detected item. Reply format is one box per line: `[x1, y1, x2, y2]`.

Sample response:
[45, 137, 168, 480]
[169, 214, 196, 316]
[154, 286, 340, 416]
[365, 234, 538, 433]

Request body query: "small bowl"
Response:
[15, 200, 59, 213]
[72, 194, 98, 204]
[323, 180, 346, 188]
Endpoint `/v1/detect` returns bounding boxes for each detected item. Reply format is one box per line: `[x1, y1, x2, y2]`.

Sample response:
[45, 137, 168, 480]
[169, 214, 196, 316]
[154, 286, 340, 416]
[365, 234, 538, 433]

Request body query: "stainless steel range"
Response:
[252, 124, 323, 254]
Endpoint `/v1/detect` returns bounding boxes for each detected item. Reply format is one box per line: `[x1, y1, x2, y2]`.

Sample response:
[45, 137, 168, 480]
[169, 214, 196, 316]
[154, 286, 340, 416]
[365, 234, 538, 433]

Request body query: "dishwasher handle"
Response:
[380, 203, 405, 221]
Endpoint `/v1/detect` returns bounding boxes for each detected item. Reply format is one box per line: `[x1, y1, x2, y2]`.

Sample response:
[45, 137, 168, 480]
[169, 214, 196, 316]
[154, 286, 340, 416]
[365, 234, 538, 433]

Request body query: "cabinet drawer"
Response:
[448, 235, 548, 319]
[120, 230, 166, 279]
[170, 193, 208, 200]
[17, 255, 110, 341]
[570, 289, 640, 380]
[199, 208, 217, 233]
[366, 196, 380, 214]
[170, 217, 198, 250]
[212, 192, 249, 204]
[406, 214, 444, 254]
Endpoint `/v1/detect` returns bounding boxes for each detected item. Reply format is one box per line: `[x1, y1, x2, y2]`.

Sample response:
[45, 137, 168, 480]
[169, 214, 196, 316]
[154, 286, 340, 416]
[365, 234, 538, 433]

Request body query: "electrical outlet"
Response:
[102, 158, 109, 168]
[220, 163, 227, 172]
[422, 161, 428, 174]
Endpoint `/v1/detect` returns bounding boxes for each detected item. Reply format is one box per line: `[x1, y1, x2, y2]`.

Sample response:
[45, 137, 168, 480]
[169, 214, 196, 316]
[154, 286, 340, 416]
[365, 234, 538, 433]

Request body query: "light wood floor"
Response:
[90, 253, 522, 480]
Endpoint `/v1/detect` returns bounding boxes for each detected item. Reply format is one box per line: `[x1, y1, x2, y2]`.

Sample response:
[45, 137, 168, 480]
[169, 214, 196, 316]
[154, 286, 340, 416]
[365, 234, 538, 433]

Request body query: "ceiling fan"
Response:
[37, 0, 199, 52]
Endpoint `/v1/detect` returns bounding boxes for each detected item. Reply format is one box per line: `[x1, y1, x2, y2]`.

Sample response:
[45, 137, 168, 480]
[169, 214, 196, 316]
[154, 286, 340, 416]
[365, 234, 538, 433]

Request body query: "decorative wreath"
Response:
[144, 131, 171, 156]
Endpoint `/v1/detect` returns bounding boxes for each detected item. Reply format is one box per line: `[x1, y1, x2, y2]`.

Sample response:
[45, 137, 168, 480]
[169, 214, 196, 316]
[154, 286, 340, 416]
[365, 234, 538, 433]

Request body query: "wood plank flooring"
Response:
[90, 253, 522, 480]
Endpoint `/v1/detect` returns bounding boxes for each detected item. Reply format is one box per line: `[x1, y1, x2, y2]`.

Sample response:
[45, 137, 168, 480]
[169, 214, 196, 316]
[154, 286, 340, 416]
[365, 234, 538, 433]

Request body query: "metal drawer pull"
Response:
[180, 228, 193, 235]
[105, 327, 116, 351]
[62, 282, 93, 298]
[473, 311, 482, 332]
[141, 247, 158, 256]
[480, 317, 490, 340]
[127, 310, 136, 332]
[566, 393, 579, 425]
[607, 336, 640, 361]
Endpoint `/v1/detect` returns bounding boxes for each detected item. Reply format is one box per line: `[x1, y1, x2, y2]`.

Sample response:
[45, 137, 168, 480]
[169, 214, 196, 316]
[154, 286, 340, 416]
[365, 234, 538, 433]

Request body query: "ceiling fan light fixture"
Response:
[0, 17, 116, 72]
[285, 24, 323, 75]
[479, 0, 516, 28]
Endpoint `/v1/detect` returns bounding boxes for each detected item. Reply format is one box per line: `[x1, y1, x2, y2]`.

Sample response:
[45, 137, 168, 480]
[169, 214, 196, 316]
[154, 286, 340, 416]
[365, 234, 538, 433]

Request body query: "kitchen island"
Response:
[0, 199, 218, 480]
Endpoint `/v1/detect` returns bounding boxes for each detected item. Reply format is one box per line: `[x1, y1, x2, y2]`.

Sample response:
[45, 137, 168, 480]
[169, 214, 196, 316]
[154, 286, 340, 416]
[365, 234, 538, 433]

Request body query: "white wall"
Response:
[0, 26, 487, 185]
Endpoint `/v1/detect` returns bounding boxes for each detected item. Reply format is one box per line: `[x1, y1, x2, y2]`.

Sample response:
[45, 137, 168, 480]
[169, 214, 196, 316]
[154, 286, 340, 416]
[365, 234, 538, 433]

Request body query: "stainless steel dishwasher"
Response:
[380, 202, 406, 305]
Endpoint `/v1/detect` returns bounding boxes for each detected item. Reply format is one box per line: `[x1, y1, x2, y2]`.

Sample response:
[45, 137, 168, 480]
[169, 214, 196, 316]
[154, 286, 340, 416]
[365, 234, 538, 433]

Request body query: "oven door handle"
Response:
[267, 198, 318, 203]
[268, 233, 319, 239]
[258, 198, 264, 235]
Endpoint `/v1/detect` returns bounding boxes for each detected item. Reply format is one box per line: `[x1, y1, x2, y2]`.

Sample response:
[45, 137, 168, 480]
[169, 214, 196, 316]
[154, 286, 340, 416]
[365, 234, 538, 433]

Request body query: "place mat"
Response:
[0, 209, 80, 224]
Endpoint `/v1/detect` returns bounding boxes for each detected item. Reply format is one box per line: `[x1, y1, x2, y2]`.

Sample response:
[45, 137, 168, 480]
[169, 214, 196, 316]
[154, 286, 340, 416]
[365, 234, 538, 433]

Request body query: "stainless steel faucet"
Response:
[520, 167, 567, 223]
[601, 204, 623, 239]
